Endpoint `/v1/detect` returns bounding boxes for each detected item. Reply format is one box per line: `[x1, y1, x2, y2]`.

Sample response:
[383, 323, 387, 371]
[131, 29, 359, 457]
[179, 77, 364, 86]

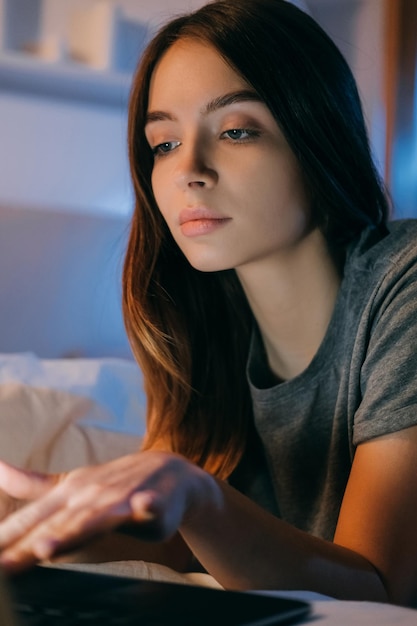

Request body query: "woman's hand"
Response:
[0, 452, 222, 573]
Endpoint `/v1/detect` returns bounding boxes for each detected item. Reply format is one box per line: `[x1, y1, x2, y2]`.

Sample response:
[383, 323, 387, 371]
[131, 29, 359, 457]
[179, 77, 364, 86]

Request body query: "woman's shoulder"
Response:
[346, 219, 417, 275]
[386, 218, 417, 255]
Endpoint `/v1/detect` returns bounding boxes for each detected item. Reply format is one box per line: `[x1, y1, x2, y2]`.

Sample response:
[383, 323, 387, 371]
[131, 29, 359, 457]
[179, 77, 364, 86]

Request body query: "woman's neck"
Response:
[236, 229, 341, 381]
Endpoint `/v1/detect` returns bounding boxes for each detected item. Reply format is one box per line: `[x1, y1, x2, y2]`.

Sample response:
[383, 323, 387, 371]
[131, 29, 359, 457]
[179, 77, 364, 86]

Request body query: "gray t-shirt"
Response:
[245, 219, 417, 541]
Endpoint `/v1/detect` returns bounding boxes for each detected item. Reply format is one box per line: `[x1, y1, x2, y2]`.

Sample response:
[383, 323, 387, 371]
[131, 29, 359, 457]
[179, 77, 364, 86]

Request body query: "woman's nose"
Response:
[175, 141, 218, 190]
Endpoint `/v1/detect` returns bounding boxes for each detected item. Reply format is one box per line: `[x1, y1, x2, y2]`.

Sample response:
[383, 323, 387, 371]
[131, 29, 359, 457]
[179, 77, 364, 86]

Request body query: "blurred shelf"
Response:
[0, 51, 132, 109]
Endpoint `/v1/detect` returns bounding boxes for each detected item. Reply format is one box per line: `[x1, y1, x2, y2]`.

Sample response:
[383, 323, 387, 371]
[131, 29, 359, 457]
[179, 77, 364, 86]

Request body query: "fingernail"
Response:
[33, 539, 56, 560]
[139, 509, 156, 521]
[130, 492, 157, 521]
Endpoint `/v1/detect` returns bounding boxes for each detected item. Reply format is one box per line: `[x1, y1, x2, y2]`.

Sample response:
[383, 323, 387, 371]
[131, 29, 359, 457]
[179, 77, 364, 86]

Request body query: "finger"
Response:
[0, 475, 137, 558]
[129, 489, 186, 542]
[0, 484, 67, 549]
[0, 460, 59, 501]
[0, 544, 39, 574]
[0, 492, 137, 570]
[32, 490, 163, 556]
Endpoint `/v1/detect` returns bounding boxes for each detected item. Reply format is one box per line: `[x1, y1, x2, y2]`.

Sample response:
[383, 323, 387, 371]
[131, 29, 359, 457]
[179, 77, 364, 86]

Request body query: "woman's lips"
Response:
[180, 217, 230, 237]
[179, 207, 231, 237]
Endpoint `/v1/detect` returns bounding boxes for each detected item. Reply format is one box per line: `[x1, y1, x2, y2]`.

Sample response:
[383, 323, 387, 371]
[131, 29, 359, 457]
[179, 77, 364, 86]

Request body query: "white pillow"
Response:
[0, 353, 146, 472]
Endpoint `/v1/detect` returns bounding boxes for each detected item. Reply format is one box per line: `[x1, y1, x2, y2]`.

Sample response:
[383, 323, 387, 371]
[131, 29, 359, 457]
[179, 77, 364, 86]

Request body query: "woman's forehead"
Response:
[147, 39, 249, 110]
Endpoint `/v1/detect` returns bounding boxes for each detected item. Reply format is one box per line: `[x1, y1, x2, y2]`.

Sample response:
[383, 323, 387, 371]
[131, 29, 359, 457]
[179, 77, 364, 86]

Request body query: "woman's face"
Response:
[145, 38, 314, 273]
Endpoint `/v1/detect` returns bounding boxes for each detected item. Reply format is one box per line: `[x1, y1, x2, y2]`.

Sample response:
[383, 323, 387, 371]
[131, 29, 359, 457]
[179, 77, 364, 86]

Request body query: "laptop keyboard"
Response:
[16, 602, 144, 625]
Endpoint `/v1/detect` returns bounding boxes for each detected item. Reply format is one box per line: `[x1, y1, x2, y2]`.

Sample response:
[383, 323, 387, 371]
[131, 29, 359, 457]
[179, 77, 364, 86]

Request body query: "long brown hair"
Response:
[123, 0, 389, 479]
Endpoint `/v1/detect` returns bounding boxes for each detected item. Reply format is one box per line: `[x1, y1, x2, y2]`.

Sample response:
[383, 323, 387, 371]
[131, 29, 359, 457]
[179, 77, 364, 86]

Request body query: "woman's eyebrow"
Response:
[203, 89, 262, 114]
[145, 89, 262, 125]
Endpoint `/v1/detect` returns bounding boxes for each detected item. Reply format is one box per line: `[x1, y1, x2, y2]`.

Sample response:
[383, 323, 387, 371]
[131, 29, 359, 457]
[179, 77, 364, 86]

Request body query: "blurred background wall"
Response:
[0, 0, 415, 358]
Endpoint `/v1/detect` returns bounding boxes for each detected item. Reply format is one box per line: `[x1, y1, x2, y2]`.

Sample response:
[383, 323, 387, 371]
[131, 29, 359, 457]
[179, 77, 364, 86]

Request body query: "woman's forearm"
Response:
[180, 479, 388, 602]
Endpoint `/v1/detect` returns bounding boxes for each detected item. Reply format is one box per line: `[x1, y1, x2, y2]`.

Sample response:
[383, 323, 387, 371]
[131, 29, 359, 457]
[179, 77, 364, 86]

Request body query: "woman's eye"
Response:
[221, 128, 260, 142]
[152, 140, 181, 156]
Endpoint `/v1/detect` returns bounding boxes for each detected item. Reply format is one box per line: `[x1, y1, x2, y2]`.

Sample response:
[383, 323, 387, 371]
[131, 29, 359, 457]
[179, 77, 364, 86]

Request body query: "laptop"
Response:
[0, 564, 311, 625]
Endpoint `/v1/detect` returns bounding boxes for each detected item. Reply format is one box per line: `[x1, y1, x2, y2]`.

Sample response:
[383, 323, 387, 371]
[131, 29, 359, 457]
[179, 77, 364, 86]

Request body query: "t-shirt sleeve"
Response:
[353, 255, 417, 445]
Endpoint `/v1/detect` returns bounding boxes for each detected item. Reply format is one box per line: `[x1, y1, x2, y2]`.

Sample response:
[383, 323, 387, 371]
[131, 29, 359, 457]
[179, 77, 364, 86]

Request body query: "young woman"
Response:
[1, 0, 417, 607]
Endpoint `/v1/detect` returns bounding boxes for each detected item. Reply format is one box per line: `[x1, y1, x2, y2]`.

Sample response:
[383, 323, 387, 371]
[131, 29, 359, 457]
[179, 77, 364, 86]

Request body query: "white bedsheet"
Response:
[255, 590, 417, 623]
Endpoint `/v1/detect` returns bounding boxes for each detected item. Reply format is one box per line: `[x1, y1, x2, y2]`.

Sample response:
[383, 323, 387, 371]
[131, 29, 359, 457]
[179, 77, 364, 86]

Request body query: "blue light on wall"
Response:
[391, 72, 417, 218]
[391, 18, 417, 219]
